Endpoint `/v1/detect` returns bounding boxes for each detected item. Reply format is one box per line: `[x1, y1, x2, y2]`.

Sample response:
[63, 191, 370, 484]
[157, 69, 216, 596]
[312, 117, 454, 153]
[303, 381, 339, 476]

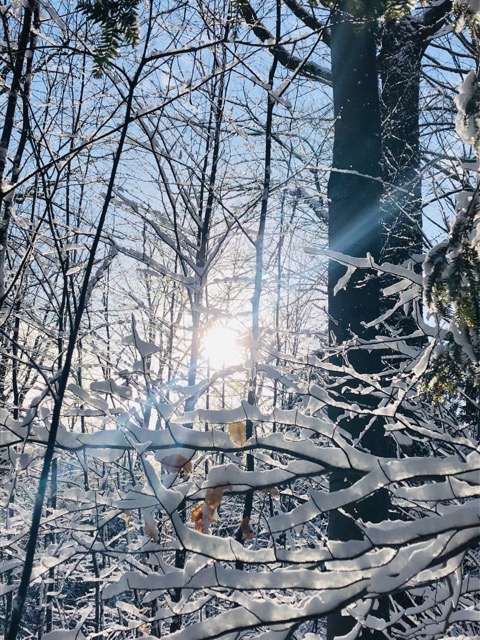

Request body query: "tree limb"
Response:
[237, 0, 331, 84]
[283, 0, 331, 46]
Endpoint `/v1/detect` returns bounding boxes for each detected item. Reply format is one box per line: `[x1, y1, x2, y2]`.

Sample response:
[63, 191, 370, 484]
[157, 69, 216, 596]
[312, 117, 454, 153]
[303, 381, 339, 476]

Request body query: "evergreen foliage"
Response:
[453, 0, 480, 33]
[423, 189, 480, 401]
[78, 0, 140, 75]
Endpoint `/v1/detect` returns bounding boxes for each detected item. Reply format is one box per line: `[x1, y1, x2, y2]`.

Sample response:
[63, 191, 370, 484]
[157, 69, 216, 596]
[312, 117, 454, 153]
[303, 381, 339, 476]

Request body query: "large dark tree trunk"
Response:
[327, 7, 383, 435]
[327, 3, 382, 355]
[326, 9, 453, 636]
[326, 5, 389, 639]
[237, 3, 452, 636]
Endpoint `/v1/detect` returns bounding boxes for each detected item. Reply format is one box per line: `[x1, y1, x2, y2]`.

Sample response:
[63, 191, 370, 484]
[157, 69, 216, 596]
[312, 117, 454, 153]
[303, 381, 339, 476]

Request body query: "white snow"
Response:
[455, 70, 480, 154]
[454, 0, 480, 31]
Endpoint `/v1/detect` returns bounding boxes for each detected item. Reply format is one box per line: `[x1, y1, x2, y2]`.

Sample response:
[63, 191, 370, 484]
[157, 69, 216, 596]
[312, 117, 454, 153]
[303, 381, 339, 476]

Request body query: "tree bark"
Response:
[379, 5, 451, 338]
[379, 1, 452, 266]
[327, 5, 388, 638]
[327, 5, 382, 386]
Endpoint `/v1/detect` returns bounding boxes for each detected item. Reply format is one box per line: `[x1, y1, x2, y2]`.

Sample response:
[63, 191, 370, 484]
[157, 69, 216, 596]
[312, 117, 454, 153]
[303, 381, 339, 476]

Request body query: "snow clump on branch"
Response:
[453, 0, 480, 31]
[455, 70, 480, 155]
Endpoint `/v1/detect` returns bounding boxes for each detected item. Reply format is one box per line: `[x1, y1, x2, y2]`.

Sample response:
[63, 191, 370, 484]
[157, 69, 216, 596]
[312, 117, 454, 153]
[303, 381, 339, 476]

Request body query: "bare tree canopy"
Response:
[0, 1, 478, 640]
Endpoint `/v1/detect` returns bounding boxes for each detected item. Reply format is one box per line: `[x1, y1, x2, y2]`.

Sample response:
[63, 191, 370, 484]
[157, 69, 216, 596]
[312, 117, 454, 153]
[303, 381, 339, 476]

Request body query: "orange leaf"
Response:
[191, 503, 205, 532]
[228, 421, 247, 447]
[191, 502, 217, 534]
[191, 485, 226, 535]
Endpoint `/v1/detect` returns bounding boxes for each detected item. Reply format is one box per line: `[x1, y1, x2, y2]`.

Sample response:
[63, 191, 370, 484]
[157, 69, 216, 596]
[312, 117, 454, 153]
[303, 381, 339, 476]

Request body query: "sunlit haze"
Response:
[201, 326, 244, 368]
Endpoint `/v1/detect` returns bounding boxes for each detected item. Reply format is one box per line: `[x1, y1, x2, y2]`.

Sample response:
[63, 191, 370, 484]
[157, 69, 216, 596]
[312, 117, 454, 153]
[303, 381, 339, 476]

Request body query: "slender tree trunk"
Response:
[379, 6, 450, 338]
[0, 1, 36, 302]
[380, 17, 423, 265]
[379, 17, 425, 355]
[170, 31, 229, 633]
[4, 70, 136, 640]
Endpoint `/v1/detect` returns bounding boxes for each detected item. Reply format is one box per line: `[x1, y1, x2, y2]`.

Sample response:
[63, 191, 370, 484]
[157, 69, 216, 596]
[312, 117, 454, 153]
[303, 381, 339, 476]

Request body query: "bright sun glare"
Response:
[201, 326, 244, 368]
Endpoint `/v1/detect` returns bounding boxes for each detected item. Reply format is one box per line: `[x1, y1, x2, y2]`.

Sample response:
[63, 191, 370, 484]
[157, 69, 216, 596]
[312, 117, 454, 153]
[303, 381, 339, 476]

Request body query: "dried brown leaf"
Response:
[191, 502, 217, 534]
[191, 485, 225, 535]
[205, 486, 224, 511]
[261, 487, 280, 499]
[182, 460, 192, 475]
[228, 421, 247, 447]
[191, 503, 205, 532]
[159, 453, 191, 473]
[240, 516, 254, 541]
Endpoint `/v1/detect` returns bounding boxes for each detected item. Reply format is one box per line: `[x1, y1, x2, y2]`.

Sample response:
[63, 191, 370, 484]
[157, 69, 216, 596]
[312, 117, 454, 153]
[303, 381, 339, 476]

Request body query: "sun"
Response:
[201, 326, 244, 368]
